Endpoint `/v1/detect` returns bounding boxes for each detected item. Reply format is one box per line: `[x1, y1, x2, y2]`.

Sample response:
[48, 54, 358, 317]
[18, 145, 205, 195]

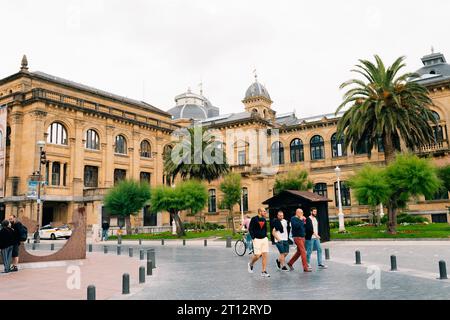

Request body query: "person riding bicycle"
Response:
[241, 214, 253, 254]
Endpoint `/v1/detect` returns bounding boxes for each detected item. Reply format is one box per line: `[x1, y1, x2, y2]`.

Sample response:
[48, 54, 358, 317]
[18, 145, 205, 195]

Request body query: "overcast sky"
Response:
[2, 0, 450, 118]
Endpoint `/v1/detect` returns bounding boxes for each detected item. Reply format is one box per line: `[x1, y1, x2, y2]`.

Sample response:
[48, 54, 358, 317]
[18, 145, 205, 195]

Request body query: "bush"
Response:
[183, 222, 225, 231]
[330, 220, 365, 229]
[380, 213, 428, 224]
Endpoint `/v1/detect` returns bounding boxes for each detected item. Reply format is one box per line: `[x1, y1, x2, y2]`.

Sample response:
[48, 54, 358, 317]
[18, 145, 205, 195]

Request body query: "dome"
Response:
[416, 52, 450, 77]
[244, 81, 271, 100]
[167, 89, 219, 120]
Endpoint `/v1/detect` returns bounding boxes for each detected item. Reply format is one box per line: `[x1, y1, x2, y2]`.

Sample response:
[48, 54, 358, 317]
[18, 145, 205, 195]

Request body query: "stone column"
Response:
[104, 125, 115, 188]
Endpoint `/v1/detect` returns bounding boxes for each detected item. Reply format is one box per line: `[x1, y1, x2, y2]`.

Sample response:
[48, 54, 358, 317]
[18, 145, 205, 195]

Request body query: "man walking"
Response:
[287, 209, 311, 272]
[0, 220, 15, 273]
[272, 211, 289, 271]
[8, 215, 26, 272]
[305, 207, 327, 270]
[247, 208, 270, 277]
[101, 220, 110, 241]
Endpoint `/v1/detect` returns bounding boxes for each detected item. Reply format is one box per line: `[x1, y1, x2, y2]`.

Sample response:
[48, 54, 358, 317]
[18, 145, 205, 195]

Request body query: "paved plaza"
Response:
[1, 240, 449, 300]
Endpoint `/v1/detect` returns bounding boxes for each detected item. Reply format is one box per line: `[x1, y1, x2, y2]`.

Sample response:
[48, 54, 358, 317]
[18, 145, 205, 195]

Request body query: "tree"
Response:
[164, 126, 230, 183]
[336, 55, 437, 165]
[273, 168, 313, 195]
[437, 165, 450, 193]
[150, 180, 208, 237]
[219, 173, 242, 235]
[104, 180, 151, 235]
[349, 154, 441, 234]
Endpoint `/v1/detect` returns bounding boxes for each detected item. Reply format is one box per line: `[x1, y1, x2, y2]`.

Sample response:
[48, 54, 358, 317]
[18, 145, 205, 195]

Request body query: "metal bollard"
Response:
[226, 236, 232, 248]
[204, 239, 207, 247]
[27, 238, 30, 244]
[140, 249, 144, 260]
[390, 255, 397, 271]
[88, 244, 92, 252]
[87, 285, 96, 300]
[32, 243, 36, 250]
[128, 247, 133, 258]
[161, 239, 164, 246]
[147, 249, 156, 268]
[139, 266, 145, 284]
[104, 246, 108, 254]
[139, 239, 142, 245]
[51, 243, 55, 251]
[122, 273, 130, 294]
[439, 260, 448, 280]
[117, 246, 121, 255]
[118, 236, 122, 245]
[147, 260, 153, 276]
[355, 250, 361, 265]
[325, 248, 330, 260]
[183, 239, 186, 246]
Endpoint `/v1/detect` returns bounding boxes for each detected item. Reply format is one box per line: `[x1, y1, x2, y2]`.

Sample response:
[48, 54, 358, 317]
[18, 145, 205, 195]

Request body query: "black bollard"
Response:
[139, 266, 145, 284]
[439, 260, 448, 280]
[32, 243, 36, 250]
[147, 249, 156, 268]
[325, 248, 330, 260]
[104, 246, 108, 254]
[118, 236, 122, 245]
[140, 249, 144, 260]
[161, 239, 164, 246]
[128, 247, 133, 258]
[147, 260, 153, 276]
[183, 239, 186, 246]
[88, 244, 92, 252]
[139, 239, 142, 245]
[51, 243, 55, 251]
[226, 236, 232, 248]
[390, 255, 397, 271]
[122, 273, 130, 294]
[117, 246, 121, 255]
[87, 285, 96, 300]
[204, 239, 207, 247]
[27, 238, 30, 244]
[355, 250, 361, 265]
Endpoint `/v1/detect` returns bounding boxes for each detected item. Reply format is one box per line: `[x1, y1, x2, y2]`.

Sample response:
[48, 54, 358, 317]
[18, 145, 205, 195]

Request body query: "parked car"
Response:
[39, 224, 72, 240]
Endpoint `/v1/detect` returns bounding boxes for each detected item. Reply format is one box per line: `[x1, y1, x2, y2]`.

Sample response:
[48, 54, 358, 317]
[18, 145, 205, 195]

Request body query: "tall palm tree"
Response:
[336, 55, 437, 164]
[164, 126, 230, 183]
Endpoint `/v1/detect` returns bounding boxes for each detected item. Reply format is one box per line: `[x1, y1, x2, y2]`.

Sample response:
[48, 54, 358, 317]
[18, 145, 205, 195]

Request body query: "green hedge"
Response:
[183, 222, 225, 231]
[380, 213, 429, 224]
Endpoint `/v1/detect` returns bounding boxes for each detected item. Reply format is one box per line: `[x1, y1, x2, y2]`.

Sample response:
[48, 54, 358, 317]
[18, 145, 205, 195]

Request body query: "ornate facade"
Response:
[0, 52, 448, 232]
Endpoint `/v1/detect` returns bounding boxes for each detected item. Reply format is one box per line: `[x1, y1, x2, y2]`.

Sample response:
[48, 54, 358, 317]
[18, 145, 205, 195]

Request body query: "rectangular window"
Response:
[140, 172, 151, 184]
[84, 166, 99, 188]
[63, 163, 67, 186]
[238, 151, 246, 166]
[51, 162, 61, 186]
[334, 181, 351, 207]
[208, 189, 216, 213]
[114, 169, 126, 185]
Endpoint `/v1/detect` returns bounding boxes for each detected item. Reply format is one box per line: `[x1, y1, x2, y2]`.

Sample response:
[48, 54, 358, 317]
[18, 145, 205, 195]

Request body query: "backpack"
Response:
[17, 223, 28, 242]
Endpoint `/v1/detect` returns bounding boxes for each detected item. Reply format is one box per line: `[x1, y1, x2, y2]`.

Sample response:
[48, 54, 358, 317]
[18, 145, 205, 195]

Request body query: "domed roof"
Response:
[416, 52, 450, 77]
[244, 81, 271, 100]
[167, 89, 219, 120]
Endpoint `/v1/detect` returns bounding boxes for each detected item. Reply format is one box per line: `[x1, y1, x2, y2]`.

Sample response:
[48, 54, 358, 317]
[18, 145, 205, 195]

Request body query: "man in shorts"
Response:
[8, 215, 25, 272]
[247, 208, 270, 277]
[272, 210, 289, 271]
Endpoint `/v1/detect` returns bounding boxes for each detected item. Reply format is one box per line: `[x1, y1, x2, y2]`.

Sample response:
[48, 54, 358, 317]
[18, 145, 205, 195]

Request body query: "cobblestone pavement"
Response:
[127, 241, 450, 300]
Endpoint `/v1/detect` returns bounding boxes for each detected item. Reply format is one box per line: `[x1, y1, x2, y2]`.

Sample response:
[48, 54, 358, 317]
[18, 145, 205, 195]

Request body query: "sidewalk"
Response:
[0, 252, 146, 300]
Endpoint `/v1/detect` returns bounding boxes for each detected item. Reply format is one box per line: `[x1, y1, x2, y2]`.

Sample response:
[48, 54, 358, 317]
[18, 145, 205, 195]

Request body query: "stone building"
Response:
[0, 51, 448, 232]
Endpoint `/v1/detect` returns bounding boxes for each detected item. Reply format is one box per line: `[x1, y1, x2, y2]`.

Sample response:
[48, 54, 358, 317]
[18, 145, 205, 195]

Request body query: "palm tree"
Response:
[336, 55, 438, 164]
[164, 126, 230, 182]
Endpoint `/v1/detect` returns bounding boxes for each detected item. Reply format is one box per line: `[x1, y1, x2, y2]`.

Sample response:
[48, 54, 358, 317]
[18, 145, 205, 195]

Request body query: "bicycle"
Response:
[234, 232, 253, 256]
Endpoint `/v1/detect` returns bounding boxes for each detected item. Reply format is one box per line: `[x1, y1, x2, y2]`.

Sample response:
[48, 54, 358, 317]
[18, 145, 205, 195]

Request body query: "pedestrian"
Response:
[0, 220, 15, 273]
[8, 215, 27, 272]
[305, 207, 328, 270]
[241, 215, 253, 254]
[287, 209, 311, 272]
[101, 220, 110, 241]
[272, 211, 289, 271]
[247, 208, 270, 277]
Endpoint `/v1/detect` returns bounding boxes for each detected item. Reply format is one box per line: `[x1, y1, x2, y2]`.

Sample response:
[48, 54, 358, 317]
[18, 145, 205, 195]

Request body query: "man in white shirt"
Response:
[272, 211, 290, 271]
[305, 208, 327, 269]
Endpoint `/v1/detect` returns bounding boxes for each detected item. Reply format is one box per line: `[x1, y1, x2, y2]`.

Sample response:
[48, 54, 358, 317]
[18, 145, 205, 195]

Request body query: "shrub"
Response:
[381, 213, 428, 224]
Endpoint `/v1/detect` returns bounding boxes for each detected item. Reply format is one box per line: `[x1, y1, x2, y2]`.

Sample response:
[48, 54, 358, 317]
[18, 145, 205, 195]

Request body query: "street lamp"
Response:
[34, 140, 46, 243]
[335, 166, 346, 233]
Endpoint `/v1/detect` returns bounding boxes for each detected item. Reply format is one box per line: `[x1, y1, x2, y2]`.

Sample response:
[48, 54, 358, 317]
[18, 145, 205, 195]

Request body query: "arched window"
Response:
[271, 141, 284, 165]
[208, 189, 216, 213]
[313, 183, 328, 198]
[47, 122, 68, 145]
[431, 111, 445, 143]
[85, 129, 99, 150]
[290, 139, 304, 163]
[240, 187, 249, 212]
[310, 135, 325, 160]
[335, 181, 351, 207]
[331, 133, 346, 158]
[114, 135, 127, 154]
[355, 137, 369, 155]
[140, 140, 151, 158]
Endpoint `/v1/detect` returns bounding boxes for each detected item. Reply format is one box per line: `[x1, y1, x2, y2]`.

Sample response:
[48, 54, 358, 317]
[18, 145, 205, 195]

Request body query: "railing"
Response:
[83, 187, 110, 198]
[416, 140, 449, 153]
[30, 88, 178, 131]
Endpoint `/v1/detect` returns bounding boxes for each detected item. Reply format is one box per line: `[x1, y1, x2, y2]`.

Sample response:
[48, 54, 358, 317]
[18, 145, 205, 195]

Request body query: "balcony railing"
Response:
[415, 140, 449, 153]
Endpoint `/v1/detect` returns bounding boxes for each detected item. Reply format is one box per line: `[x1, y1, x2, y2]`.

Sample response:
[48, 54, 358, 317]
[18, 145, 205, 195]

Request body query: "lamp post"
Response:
[240, 188, 244, 229]
[34, 140, 46, 243]
[335, 166, 346, 233]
